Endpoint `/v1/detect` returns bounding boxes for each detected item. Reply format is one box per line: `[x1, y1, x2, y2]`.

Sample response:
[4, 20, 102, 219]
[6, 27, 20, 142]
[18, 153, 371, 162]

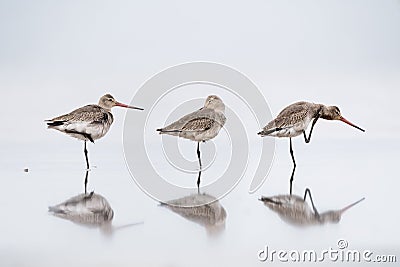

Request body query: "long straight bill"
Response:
[340, 117, 365, 132]
[115, 102, 144, 110]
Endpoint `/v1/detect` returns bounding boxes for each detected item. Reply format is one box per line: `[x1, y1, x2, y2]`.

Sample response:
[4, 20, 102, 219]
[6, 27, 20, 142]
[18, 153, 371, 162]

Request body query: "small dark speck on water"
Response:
[24, 168, 29, 173]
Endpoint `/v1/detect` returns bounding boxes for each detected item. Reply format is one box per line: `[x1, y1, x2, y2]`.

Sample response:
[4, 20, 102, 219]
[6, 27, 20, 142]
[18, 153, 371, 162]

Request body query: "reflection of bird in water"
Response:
[259, 188, 365, 226]
[160, 193, 227, 235]
[258, 101, 364, 195]
[49, 192, 142, 235]
[157, 95, 226, 190]
[46, 94, 143, 192]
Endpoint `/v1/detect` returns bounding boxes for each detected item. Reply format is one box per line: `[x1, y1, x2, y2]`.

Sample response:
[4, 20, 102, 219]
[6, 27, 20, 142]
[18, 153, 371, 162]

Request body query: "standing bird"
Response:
[258, 101, 364, 195]
[46, 94, 143, 191]
[157, 95, 226, 190]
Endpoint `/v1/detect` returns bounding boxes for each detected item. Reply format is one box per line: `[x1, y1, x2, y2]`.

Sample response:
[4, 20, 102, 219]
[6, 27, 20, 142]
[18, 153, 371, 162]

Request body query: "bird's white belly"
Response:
[60, 122, 111, 141]
[272, 116, 313, 138]
[179, 124, 222, 142]
[85, 124, 110, 140]
[272, 128, 303, 138]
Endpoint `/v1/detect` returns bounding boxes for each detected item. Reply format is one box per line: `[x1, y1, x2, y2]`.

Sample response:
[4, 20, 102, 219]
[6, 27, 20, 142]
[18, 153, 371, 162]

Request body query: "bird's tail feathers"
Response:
[48, 206, 65, 214]
[46, 120, 65, 127]
[259, 196, 280, 204]
[258, 128, 280, 136]
[156, 128, 182, 134]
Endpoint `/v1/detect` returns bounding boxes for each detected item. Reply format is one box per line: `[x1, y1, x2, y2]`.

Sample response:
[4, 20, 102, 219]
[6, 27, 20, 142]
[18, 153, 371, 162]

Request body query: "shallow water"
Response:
[0, 137, 398, 266]
[1, 0, 400, 265]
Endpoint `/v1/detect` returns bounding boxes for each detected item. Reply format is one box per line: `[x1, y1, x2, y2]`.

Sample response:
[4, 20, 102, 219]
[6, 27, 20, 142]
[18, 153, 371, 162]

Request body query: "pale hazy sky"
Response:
[1, 0, 399, 146]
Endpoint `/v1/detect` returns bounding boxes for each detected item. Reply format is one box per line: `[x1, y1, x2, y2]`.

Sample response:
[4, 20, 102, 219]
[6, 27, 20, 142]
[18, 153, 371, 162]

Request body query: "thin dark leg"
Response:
[289, 138, 296, 195]
[196, 142, 202, 170]
[84, 169, 89, 194]
[84, 141, 90, 170]
[303, 115, 320, 143]
[196, 170, 202, 194]
[303, 188, 319, 216]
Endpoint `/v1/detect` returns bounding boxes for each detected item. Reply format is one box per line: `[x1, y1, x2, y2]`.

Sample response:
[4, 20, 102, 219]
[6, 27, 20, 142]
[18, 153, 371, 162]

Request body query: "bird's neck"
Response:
[213, 105, 225, 114]
[315, 211, 337, 223]
[313, 104, 326, 118]
[319, 105, 336, 120]
[98, 104, 112, 112]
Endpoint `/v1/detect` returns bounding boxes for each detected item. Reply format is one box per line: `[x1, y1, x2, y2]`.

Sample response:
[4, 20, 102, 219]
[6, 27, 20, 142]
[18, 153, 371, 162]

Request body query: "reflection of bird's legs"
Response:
[84, 169, 89, 195]
[303, 188, 319, 216]
[289, 138, 296, 195]
[84, 141, 90, 170]
[197, 170, 202, 194]
[196, 141, 202, 192]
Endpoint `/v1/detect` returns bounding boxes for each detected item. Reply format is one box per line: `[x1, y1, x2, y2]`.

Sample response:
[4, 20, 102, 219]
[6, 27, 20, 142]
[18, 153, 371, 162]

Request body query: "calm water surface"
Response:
[0, 138, 398, 266]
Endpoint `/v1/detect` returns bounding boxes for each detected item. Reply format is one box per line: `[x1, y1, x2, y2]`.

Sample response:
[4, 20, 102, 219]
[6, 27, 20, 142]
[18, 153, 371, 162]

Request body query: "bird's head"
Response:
[204, 95, 225, 113]
[98, 94, 144, 111]
[318, 197, 365, 224]
[321, 105, 341, 120]
[321, 105, 365, 132]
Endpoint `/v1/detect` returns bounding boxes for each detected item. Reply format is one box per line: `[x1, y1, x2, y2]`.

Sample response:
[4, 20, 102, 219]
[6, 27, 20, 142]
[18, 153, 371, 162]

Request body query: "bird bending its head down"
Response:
[320, 105, 365, 132]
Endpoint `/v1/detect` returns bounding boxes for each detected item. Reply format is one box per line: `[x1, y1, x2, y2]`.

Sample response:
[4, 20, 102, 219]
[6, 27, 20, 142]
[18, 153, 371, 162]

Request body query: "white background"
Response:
[0, 1, 399, 266]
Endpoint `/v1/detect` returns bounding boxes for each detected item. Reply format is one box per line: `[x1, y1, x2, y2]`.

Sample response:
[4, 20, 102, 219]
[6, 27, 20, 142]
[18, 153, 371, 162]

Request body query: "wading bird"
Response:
[258, 101, 364, 195]
[46, 94, 143, 175]
[157, 95, 226, 191]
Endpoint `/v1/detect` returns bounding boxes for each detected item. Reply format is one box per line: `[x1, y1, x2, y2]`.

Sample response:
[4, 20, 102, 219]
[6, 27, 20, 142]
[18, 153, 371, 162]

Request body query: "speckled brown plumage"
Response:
[157, 95, 226, 142]
[45, 94, 143, 192]
[48, 105, 113, 124]
[259, 101, 321, 137]
[157, 95, 226, 190]
[182, 117, 215, 132]
[46, 104, 114, 143]
[258, 100, 364, 195]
